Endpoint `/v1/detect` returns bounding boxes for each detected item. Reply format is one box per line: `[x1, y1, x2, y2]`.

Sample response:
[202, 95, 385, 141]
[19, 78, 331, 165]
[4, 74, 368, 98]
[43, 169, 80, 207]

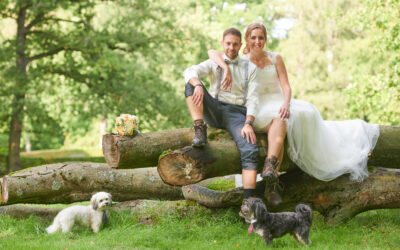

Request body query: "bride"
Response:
[209, 23, 380, 185]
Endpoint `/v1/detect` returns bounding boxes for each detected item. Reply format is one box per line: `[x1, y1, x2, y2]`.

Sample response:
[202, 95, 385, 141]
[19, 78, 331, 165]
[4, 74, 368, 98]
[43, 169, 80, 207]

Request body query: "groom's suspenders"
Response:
[215, 60, 249, 106]
[243, 61, 249, 106]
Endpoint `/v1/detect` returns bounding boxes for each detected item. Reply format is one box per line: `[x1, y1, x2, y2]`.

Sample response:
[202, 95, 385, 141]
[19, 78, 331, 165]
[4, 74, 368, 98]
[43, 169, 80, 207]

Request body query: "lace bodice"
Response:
[255, 51, 283, 97]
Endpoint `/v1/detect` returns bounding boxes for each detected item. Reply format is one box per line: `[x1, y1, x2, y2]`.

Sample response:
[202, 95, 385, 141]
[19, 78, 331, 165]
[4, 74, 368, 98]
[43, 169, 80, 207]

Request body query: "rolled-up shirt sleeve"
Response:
[245, 68, 259, 117]
[183, 59, 214, 83]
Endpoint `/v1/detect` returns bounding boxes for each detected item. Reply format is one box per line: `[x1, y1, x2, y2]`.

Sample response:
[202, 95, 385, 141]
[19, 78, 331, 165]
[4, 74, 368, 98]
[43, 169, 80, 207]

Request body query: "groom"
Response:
[183, 28, 260, 200]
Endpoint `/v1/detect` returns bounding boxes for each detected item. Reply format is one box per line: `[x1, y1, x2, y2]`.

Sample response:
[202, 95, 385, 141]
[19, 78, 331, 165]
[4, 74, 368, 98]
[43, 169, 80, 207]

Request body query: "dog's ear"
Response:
[254, 200, 267, 219]
[91, 194, 98, 210]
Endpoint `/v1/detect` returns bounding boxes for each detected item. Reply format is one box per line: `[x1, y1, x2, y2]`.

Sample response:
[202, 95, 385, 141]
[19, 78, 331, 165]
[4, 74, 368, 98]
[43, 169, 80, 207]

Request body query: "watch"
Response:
[245, 120, 253, 126]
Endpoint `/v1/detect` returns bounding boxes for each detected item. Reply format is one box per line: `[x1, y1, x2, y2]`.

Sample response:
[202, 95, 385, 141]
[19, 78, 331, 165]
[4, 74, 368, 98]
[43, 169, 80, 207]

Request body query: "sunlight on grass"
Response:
[0, 204, 399, 249]
[21, 148, 103, 159]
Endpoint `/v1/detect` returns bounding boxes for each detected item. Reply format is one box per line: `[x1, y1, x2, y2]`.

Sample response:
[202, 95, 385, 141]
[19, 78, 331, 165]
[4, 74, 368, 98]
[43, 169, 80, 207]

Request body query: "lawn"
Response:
[0, 204, 399, 249]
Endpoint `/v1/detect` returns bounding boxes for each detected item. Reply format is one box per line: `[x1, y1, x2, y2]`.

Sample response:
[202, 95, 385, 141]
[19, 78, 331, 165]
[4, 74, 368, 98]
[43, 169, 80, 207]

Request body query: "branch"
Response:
[45, 17, 84, 24]
[25, 13, 45, 31]
[27, 47, 64, 62]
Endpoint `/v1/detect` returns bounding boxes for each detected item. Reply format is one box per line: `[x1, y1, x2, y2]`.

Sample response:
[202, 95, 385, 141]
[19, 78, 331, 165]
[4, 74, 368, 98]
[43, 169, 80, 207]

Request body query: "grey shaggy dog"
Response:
[239, 197, 313, 246]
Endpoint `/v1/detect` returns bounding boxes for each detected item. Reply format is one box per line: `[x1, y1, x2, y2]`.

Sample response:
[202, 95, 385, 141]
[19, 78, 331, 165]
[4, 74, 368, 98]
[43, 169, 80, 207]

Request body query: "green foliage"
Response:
[1, 0, 399, 165]
[342, 0, 400, 125]
[0, 206, 400, 249]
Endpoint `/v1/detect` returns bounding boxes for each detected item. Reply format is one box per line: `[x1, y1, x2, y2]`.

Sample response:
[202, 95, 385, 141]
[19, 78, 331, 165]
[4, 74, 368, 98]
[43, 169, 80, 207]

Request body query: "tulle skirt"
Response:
[255, 98, 380, 181]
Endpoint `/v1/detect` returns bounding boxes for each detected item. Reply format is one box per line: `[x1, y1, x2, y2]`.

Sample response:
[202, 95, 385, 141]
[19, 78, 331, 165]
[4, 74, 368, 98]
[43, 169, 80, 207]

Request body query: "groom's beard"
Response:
[225, 51, 239, 60]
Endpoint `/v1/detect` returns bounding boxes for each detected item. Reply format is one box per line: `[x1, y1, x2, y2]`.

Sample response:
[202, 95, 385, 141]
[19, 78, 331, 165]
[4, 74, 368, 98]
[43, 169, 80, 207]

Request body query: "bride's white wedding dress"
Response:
[252, 51, 380, 181]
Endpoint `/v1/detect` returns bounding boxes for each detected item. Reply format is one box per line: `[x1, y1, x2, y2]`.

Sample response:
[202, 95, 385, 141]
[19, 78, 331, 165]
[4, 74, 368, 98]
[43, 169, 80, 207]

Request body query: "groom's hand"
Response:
[241, 124, 257, 144]
[192, 84, 204, 106]
[189, 78, 204, 106]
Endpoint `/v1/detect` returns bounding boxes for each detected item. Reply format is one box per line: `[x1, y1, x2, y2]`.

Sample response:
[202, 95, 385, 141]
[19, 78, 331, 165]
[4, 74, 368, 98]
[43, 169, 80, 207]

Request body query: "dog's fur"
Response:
[239, 197, 312, 246]
[46, 192, 112, 234]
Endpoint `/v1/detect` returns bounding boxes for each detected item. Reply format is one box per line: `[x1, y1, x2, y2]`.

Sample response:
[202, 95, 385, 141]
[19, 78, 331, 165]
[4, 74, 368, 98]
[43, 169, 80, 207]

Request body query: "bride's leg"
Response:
[262, 118, 286, 206]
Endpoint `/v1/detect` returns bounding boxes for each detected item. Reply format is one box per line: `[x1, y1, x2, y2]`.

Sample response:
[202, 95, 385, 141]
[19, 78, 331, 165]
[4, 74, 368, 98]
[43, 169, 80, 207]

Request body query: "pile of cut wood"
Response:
[1, 126, 399, 224]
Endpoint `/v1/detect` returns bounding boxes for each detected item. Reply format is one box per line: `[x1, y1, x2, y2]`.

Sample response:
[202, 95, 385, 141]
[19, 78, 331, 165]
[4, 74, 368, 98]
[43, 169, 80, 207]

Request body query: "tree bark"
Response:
[0, 200, 210, 221]
[8, 6, 28, 172]
[181, 167, 400, 224]
[0, 163, 183, 205]
[158, 125, 399, 186]
[102, 128, 194, 168]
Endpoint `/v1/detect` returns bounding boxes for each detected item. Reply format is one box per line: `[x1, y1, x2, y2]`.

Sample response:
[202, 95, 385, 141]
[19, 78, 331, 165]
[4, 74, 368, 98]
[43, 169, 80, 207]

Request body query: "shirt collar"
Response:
[223, 54, 239, 65]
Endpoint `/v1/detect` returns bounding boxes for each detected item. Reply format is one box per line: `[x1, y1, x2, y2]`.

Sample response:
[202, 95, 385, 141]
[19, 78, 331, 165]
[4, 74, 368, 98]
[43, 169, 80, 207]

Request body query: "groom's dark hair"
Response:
[223, 28, 242, 41]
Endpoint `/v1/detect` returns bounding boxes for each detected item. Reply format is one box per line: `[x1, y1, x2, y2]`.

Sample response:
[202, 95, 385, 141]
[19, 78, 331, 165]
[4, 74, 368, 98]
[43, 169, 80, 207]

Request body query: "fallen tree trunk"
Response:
[278, 167, 400, 224]
[104, 125, 400, 171]
[158, 125, 400, 186]
[0, 200, 210, 221]
[0, 205, 61, 220]
[0, 163, 235, 206]
[102, 128, 194, 168]
[182, 167, 400, 224]
[0, 162, 183, 205]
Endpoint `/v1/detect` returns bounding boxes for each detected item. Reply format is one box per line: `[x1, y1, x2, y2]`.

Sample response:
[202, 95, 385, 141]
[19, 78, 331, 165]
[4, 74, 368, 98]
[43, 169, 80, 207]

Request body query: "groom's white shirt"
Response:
[183, 54, 259, 117]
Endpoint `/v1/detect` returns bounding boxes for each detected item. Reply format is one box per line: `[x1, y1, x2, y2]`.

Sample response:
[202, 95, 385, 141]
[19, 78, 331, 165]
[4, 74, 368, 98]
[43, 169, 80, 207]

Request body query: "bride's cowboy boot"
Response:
[261, 155, 279, 181]
[192, 120, 207, 147]
[262, 155, 283, 206]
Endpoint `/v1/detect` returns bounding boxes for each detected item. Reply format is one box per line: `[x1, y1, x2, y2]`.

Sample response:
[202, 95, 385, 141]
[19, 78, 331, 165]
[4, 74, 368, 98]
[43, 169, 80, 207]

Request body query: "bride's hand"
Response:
[279, 103, 290, 119]
[221, 66, 232, 91]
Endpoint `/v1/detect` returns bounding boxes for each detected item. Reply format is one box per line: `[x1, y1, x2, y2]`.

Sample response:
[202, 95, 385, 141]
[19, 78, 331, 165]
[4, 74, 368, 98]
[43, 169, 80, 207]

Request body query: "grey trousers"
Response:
[185, 83, 258, 170]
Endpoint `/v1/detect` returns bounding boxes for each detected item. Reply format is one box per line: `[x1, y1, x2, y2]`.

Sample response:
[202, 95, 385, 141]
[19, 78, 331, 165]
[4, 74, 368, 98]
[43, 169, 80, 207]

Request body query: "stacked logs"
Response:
[0, 125, 399, 223]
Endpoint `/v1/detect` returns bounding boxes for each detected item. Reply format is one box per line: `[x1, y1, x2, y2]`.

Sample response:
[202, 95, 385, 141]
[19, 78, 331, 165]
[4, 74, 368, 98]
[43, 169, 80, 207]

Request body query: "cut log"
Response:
[102, 128, 194, 168]
[158, 125, 400, 186]
[0, 162, 183, 205]
[0, 205, 60, 220]
[181, 167, 400, 224]
[103, 125, 399, 170]
[0, 200, 210, 220]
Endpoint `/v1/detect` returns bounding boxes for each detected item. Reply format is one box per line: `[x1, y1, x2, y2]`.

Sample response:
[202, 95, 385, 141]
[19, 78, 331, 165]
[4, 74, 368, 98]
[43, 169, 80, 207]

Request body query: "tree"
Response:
[0, 0, 216, 172]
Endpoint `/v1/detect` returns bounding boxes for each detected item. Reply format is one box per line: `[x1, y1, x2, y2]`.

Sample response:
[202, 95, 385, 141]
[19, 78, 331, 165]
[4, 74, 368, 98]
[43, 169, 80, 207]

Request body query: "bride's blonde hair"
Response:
[243, 23, 267, 54]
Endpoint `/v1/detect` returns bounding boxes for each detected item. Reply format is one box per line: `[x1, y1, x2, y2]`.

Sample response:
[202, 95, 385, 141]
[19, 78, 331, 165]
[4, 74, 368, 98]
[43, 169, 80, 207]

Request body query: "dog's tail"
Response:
[295, 204, 313, 224]
[46, 224, 58, 234]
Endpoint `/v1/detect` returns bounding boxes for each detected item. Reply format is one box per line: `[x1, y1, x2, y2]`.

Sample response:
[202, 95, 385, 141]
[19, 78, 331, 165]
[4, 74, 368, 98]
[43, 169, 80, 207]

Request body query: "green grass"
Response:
[0, 148, 105, 176]
[0, 205, 399, 249]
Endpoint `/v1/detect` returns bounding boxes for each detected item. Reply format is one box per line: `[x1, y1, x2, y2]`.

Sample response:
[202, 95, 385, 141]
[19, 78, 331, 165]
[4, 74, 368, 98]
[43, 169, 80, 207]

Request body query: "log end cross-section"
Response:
[158, 146, 214, 186]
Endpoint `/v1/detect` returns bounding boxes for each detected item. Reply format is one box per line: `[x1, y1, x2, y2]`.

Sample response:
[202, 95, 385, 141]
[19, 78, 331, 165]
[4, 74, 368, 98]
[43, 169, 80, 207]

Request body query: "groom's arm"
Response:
[240, 66, 259, 144]
[183, 60, 215, 106]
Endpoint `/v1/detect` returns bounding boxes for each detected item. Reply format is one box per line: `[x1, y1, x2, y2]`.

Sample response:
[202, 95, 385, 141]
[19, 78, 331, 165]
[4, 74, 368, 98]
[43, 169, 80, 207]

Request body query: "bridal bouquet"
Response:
[115, 114, 139, 136]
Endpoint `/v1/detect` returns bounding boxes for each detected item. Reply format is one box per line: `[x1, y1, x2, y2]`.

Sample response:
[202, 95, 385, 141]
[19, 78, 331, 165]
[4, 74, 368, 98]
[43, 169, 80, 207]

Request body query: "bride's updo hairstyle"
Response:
[243, 23, 267, 54]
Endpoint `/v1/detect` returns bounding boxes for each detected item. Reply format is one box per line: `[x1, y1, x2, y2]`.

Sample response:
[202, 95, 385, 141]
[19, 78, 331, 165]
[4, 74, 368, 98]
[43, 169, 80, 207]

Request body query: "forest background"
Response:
[0, 0, 399, 173]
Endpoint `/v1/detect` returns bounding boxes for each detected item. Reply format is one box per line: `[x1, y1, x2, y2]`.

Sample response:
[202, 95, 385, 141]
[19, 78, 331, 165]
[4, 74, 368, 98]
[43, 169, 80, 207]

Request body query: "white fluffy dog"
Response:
[46, 192, 112, 234]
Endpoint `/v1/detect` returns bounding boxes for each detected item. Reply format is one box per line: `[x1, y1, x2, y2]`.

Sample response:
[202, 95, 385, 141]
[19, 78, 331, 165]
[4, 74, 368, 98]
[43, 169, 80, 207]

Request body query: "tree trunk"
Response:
[181, 167, 400, 224]
[0, 163, 183, 205]
[158, 125, 399, 186]
[0, 200, 210, 221]
[278, 167, 400, 224]
[102, 128, 194, 168]
[8, 6, 28, 172]
[0, 205, 60, 220]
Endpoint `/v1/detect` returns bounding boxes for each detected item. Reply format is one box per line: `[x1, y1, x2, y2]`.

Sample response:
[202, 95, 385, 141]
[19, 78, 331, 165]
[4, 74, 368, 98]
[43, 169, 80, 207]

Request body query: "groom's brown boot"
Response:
[192, 119, 207, 147]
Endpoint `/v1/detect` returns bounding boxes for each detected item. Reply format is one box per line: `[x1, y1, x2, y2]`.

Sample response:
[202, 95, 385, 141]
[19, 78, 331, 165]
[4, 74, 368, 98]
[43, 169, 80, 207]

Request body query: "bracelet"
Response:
[194, 84, 203, 88]
[245, 120, 253, 126]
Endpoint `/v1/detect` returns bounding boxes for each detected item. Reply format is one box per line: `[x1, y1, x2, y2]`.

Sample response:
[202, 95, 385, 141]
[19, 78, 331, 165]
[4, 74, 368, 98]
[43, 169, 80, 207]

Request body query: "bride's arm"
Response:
[208, 50, 232, 90]
[275, 54, 292, 119]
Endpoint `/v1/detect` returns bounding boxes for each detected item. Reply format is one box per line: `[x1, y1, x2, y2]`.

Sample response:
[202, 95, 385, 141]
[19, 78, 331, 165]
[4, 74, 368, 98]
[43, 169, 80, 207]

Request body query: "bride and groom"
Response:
[183, 23, 379, 205]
